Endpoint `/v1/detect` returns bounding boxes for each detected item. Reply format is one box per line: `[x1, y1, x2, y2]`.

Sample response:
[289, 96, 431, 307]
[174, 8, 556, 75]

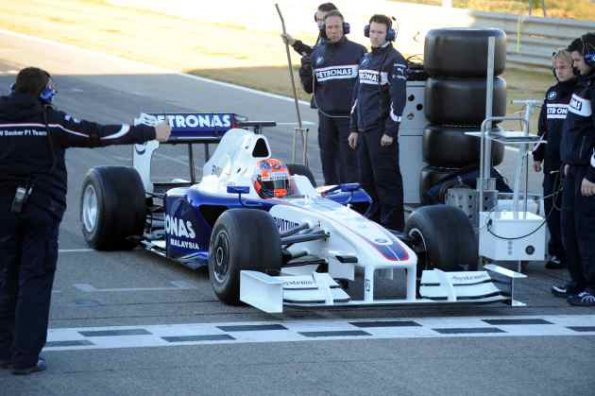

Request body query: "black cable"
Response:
[484, 178, 563, 241]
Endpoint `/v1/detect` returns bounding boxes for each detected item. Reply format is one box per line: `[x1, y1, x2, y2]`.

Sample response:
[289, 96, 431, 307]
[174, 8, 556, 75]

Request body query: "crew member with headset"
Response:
[281, 2, 338, 56]
[348, 14, 407, 231]
[532, 49, 577, 270]
[0, 67, 171, 374]
[299, 10, 366, 184]
[552, 33, 595, 306]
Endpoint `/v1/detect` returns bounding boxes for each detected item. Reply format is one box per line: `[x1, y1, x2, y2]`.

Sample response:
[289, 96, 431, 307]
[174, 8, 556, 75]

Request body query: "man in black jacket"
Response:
[299, 10, 366, 184]
[532, 49, 577, 270]
[0, 67, 171, 374]
[348, 14, 407, 231]
[281, 2, 337, 57]
[552, 33, 595, 306]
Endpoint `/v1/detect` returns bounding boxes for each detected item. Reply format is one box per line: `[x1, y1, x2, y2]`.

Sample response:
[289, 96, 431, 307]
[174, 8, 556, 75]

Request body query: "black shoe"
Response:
[12, 358, 47, 375]
[545, 256, 566, 270]
[551, 282, 582, 298]
[568, 290, 595, 307]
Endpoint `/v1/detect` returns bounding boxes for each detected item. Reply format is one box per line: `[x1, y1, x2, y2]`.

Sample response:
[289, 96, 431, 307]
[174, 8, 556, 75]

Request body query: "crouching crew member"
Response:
[552, 33, 595, 306]
[299, 10, 366, 184]
[532, 49, 577, 270]
[0, 67, 171, 374]
[348, 14, 407, 231]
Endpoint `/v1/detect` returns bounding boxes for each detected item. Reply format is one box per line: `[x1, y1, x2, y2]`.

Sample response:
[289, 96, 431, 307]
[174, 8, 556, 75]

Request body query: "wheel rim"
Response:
[213, 231, 230, 284]
[82, 184, 98, 233]
[408, 228, 430, 271]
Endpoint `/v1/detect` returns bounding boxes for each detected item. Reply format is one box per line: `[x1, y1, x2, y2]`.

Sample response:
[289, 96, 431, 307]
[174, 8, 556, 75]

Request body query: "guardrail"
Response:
[109, 0, 594, 70]
[471, 12, 595, 69]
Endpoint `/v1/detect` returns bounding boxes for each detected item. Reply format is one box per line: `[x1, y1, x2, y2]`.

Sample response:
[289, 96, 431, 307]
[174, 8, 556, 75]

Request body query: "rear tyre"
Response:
[419, 166, 460, 203]
[423, 125, 505, 167]
[80, 166, 146, 250]
[405, 205, 478, 274]
[425, 77, 507, 125]
[287, 163, 317, 187]
[208, 209, 282, 305]
[424, 28, 507, 77]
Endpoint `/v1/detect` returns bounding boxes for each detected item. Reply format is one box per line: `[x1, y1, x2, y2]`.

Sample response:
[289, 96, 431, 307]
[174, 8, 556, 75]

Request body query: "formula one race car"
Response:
[80, 113, 525, 313]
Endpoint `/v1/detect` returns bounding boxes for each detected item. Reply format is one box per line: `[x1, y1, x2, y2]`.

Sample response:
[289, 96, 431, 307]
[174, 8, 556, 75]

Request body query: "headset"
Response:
[581, 34, 595, 67]
[10, 78, 57, 104]
[39, 79, 57, 104]
[319, 14, 350, 40]
[364, 16, 397, 42]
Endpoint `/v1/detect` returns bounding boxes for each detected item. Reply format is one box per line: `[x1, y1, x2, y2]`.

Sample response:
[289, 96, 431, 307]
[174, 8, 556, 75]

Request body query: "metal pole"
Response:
[484, 37, 495, 183]
[275, 3, 308, 166]
[188, 143, 196, 184]
[478, 36, 496, 213]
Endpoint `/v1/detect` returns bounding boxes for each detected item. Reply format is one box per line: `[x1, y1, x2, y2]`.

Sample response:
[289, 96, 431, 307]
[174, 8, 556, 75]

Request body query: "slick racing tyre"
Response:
[208, 209, 282, 305]
[419, 166, 459, 203]
[405, 205, 478, 274]
[287, 163, 317, 187]
[425, 77, 507, 126]
[424, 28, 507, 78]
[423, 125, 505, 167]
[80, 166, 146, 250]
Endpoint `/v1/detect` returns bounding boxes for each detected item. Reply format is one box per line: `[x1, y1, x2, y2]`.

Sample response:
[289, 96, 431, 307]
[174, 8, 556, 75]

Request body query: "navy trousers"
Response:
[0, 196, 59, 369]
[561, 166, 595, 293]
[543, 169, 565, 261]
[356, 128, 404, 231]
[318, 113, 358, 185]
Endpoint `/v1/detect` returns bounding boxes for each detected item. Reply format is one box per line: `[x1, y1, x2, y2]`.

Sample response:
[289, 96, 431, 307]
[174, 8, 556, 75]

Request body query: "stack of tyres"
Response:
[420, 28, 507, 204]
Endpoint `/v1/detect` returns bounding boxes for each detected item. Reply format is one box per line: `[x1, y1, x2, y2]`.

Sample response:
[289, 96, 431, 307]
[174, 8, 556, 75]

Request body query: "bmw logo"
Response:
[547, 90, 557, 100]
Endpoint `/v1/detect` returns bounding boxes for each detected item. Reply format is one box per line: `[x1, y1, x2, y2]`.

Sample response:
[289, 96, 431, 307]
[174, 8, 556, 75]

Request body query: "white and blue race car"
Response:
[80, 113, 525, 313]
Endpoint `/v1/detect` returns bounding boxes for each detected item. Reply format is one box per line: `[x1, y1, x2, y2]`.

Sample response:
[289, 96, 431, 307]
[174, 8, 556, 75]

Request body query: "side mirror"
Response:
[227, 186, 250, 195]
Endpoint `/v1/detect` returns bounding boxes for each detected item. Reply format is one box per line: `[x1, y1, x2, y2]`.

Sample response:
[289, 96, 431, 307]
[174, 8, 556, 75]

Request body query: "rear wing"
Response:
[132, 112, 276, 193]
[134, 112, 241, 143]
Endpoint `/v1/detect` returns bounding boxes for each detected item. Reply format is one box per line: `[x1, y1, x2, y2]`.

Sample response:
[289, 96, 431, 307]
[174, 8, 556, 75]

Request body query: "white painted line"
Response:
[59, 248, 94, 253]
[73, 280, 197, 292]
[43, 314, 595, 351]
[0, 28, 311, 107]
[276, 121, 316, 126]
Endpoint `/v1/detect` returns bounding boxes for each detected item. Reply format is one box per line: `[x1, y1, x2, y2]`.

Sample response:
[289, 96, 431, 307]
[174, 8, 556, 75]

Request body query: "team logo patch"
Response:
[360, 56, 370, 67]
[547, 90, 557, 101]
[316, 56, 324, 65]
[64, 114, 81, 123]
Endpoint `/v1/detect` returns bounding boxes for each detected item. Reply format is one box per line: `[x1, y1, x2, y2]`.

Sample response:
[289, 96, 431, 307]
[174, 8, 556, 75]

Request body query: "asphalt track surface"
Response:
[0, 30, 594, 396]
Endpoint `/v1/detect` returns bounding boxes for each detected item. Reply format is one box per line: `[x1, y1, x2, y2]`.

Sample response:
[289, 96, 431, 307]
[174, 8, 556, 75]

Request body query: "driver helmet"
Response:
[253, 158, 290, 198]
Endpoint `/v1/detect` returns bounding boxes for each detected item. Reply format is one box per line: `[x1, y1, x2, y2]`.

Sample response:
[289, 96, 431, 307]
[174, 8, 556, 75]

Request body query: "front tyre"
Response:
[405, 205, 478, 274]
[208, 209, 282, 305]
